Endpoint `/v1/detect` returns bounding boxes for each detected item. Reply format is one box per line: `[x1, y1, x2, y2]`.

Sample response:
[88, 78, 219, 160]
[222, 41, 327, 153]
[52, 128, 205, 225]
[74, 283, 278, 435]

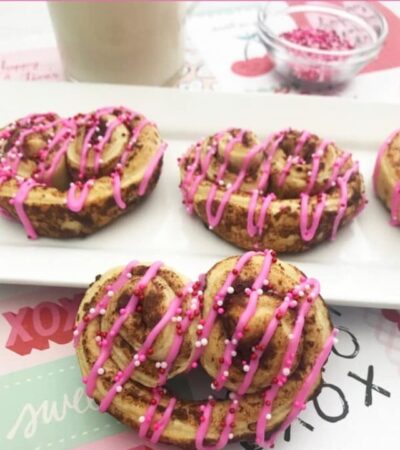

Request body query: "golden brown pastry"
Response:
[179, 128, 366, 253]
[374, 129, 400, 225]
[0, 107, 165, 238]
[74, 252, 336, 449]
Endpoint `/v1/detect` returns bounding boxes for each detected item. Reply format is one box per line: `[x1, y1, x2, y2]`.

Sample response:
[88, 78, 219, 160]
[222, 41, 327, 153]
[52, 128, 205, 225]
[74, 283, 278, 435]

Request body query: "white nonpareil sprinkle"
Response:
[283, 368, 290, 376]
[231, 350, 237, 357]
[195, 341, 202, 348]
[225, 339, 230, 345]
[217, 300, 223, 306]
[209, 225, 214, 230]
[95, 336, 101, 343]
[97, 367, 105, 375]
[229, 433, 234, 440]
[89, 308, 95, 314]
[263, 279, 269, 286]
[139, 416, 145, 423]
[116, 385, 122, 393]
[134, 361, 141, 367]
[201, 338, 208, 346]
[232, 338, 238, 345]
[257, 288, 263, 295]
[223, 370, 229, 377]
[73, 330, 79, 337]
[227, 286, 234, 294]
[161, 362, 168, 369]
[99, 308, 106, 315]
[107, 290, 114, 297]
[243, 364, 250, 373]
[266, 413, 272, 420]
[288, 333, 294, 340]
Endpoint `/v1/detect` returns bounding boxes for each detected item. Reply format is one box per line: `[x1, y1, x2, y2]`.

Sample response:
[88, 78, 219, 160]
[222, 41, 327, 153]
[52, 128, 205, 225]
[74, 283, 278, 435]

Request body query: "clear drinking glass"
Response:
[48, 1, 185, 86]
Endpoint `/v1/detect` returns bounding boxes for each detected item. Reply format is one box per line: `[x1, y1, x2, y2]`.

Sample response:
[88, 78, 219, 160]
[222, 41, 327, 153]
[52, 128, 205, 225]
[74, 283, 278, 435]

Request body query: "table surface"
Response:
[0, 2, 399, 450]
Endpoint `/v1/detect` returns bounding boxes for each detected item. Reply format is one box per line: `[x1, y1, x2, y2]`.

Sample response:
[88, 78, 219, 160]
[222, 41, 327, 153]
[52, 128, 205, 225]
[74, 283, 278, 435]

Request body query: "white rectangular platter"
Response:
[0, 81, 399, 308]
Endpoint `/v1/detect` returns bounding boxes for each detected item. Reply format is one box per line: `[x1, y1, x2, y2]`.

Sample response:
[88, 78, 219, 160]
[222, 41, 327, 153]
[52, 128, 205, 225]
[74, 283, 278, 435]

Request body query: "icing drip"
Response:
[111, 172, 126, 209]
[213, 251, 273, 392]
[181, 128, 362, 245]
[255, 278, 320, 445]
[300, 193, 327, 241]
[374, 129, 400, 226]
[10, 178, 38, 239]
[264, 328, 338, 448]
[67, 180, 95, 212]
[86, 261, 163, 398]
[138, 142, 167, 196]
[247, 191, 276, 237]
[0, 108, 165, 238]
[73, 260, 139, 345]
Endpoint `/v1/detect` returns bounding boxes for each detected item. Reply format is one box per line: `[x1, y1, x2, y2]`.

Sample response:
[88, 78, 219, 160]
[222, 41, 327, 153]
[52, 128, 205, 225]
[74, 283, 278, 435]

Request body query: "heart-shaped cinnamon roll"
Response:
[74, 252, 336, 449]
[179, 128, 366, 253]
[374, 129, 400, 225]
[0, 107, 166, 238]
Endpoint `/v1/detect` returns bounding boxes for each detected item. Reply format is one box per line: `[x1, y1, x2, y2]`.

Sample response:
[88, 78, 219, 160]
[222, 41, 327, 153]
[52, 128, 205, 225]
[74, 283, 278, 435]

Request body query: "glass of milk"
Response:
[47, 1, 185, 85]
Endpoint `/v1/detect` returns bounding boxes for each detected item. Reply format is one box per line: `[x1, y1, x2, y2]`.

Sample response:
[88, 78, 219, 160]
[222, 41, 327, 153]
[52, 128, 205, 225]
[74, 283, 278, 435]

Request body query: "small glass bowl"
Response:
[258, 1, 388, 89]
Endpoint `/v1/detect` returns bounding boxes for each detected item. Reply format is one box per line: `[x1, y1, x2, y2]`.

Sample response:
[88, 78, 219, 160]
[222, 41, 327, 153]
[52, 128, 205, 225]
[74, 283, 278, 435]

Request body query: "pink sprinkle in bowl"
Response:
[258, 1, 388, 89]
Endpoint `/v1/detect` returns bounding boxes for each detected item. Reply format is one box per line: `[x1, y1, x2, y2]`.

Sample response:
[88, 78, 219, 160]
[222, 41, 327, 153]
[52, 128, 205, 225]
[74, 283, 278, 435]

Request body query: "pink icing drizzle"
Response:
[86, 261, 163, 398]
[10, 178, 38, 239]
[73, 260, 139, 346]
[181, 129, 361, 245]
[111, 172, 126, 209]
[255, 278, 320, 445]
[66, 180, 94, 213]
[76, 253, 336, 449]
[99, 274, 194, 412]
[373, 129, 400, 226]
[0, 107, 165, 239]
[213, 251, 273, 391]
[138, 142, 167, 196]
[299, 192, 327, 241]
[264, 328, 338, 447]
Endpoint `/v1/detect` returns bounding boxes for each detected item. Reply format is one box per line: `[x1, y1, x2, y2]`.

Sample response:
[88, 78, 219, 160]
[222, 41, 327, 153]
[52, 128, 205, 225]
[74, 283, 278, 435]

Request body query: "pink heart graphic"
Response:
[381, 309, 400, 330]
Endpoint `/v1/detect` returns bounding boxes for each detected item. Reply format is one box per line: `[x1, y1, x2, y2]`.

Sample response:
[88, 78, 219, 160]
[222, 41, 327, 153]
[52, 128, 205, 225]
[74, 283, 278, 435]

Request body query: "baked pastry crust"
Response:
[0, 107, 165, 238]
[75, 252, 335, 449]
[374, 129, 400, 225]
[179, 128, 366, 253]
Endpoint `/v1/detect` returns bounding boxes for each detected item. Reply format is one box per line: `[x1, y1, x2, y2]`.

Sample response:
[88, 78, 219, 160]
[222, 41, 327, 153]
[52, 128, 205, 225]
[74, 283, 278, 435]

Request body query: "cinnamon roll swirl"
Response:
[179, 128, 366, 253]
[374, 129, 400, 225]
[0, 107, 166, 238]
[74, 252, 336, 449]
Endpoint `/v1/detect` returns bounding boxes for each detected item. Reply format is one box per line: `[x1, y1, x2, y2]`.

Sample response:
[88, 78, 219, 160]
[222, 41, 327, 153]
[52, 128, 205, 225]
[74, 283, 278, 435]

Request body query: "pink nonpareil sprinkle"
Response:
[281, 27, 355, 51]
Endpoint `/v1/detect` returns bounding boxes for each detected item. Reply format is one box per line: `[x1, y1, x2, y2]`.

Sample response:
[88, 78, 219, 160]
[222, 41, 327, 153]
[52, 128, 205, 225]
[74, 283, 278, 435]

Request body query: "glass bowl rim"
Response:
[257, 1, 388, 58]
